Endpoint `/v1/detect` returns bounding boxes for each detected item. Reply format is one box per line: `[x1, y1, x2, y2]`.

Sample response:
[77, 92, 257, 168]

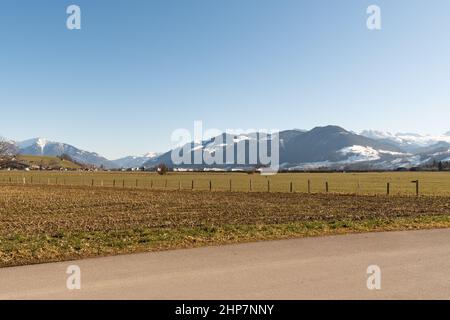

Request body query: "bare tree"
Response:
[157, 163, 168, 175]
[0, 139, 17, 164]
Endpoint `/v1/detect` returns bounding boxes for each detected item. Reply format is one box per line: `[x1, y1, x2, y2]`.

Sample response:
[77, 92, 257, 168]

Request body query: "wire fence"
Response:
[1, 172, 449, 196]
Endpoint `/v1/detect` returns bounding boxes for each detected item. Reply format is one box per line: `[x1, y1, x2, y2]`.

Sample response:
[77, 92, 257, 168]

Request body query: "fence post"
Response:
[290, 181, 293, 193]
[411, 180, 419, 196]
[387, 182, 390, 196]
[325, 181, 329, 193]
[151, 179, 153, 189]
[415, 180, 419, 196]
[101, 180, 104, 187]
[23, 177, 26, 184]
[191, 180, 194, 190]
[91, 179, 94, 187]
[113, 179, 116, 187]
[165, 179, 167, 189]
[308, 180, 311, 193]
[122, 179, 125, 188]
[249, 179, 252, 192]
[267, 180, 270, 192]
[209, 180, 212, 191]
[179, 180, 181, 190]
[229, 179, 232, 192]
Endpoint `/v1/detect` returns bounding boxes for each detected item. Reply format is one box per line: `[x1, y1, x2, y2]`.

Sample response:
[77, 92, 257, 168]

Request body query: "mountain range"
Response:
[143, 126, 450, 171]
[6, 126, 450, 170]
[13, 138, 159, 169]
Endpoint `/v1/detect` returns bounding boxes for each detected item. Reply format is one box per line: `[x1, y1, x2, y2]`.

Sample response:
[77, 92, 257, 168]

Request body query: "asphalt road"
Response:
[1, 229, 450, 299]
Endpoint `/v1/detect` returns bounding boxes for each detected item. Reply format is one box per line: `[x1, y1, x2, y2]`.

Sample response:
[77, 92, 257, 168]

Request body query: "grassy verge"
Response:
[2, 215, 450, 268]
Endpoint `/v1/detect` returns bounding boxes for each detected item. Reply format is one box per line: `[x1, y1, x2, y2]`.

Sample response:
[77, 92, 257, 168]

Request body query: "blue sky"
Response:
[1, 0, 450, 159]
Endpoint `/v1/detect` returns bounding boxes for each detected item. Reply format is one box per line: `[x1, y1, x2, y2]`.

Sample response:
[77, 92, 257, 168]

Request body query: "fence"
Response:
[0, 172, 432, 197]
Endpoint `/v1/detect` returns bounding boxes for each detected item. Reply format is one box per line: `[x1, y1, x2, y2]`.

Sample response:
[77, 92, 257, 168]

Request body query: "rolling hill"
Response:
[17, 155, 82, 170]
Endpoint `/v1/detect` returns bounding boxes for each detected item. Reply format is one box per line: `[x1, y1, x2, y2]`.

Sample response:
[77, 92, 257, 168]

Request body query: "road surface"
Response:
[1, 229, 450, 299]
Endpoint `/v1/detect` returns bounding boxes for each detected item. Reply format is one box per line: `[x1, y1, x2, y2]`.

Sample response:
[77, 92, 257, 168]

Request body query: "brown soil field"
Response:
[1, 184, 450, 267]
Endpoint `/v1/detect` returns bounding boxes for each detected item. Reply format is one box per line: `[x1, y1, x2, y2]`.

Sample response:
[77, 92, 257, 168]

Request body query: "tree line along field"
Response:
[1, 171, 450, 196]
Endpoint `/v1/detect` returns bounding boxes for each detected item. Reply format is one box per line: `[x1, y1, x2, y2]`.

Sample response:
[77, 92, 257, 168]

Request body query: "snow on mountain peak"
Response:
[36, 138, 48, 150]
[360, 130, 450, 147]
[339, 145, 380, 162]
[144, 152, 159, 158]
[17, 137, 49, 150]
[360, 130, 394, 140]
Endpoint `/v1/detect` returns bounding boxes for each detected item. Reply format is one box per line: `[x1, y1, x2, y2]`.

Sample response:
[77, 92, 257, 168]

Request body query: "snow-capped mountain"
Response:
[360, 130, 450, 152]
[144, 126, 426, 171]
[11, 137, 160, 169]
[112, 152, 160, 168]
[16, 138, 117, 169]
[7, 127, 450, 171]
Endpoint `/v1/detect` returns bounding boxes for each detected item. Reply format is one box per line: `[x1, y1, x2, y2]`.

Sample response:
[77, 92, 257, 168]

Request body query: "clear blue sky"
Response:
[1, 0, 449, 159]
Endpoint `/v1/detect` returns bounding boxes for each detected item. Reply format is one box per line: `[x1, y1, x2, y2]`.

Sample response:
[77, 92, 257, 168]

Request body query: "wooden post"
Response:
[267, 180, 270, 192]
[151, 180, 153, 189]
[122, 179, 125, 188]
[325, 181, 329, 193]
[113, 179, 116, 187]
[23, 177, 26, 184]
[308, 180, 311, 193]
[290, 181, 293, 193]
[229, 179, 232, 192]
[387, 182, 390, 195]
[209, 180, 212, 191]
[179, 180, 181, 190]
[411, 180, 419, 196]
[101, 180, 104, 187]
[191, 180, 194, 190]
[249, 179, 252, 192]
[91, 179, 94, 187]
[165, 179, 167, 189]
